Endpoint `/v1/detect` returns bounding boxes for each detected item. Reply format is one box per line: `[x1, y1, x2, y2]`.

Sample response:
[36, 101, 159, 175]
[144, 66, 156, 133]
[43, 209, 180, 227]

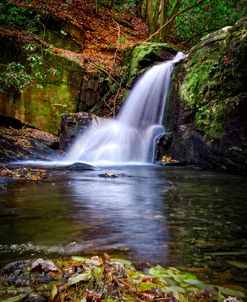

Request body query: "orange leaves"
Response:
[0, 167, 47, 181]
[11, 0, 148, 73]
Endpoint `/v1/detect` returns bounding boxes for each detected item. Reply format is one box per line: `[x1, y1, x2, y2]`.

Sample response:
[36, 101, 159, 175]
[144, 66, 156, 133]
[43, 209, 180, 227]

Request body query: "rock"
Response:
[29, 259, 59, 273]
[1, 260, 31, 275]
[161, 17, 247, 172]
[123, 42, 179, 87]
[99, 173, 120, 178]
[1, 260, 31, 286]
[49, 162, 94, 170]
[25, 293, 48, 302]
[0, 30, 85, 134]
[0, 122, 59, 162]
[59, 112, 92, 151]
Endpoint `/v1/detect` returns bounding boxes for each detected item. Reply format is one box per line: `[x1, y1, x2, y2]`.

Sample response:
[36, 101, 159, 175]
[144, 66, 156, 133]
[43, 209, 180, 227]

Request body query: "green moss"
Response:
[180, 17, 247, 140]
[24, 54, 82, 133]
[124, 42, 178, 86]
[0, 38, 84, 134]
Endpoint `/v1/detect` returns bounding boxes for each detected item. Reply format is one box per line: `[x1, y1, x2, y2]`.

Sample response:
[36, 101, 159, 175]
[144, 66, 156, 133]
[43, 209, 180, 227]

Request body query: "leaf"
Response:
[71, 256, 88, 262]
[148, 265, 169, 278]
[1, 294, 27, 302]
[165, 285, 186, 293]
[51, 284, 58, 300]
[173, 292, 190, 302]
[217, 286, 246, 298]
[93, 266, 104, 282]
[227, 260, 247, 270]
[135, 282, 157, 291]
[111, 258, 133, 268]
[64, 272, 91, 288]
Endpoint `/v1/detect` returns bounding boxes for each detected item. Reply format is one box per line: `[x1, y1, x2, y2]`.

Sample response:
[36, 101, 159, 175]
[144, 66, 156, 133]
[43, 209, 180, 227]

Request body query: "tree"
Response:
[93, 0, 246, 45]
[144, 0, 206, 42]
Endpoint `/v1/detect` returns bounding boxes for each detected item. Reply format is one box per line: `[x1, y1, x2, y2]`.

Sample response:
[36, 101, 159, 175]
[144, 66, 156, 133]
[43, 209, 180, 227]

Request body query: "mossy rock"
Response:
[180, 17, 247, 140]
[162, 17, 247, 171]
[0, 33, 85, 134]
[123, 42, 179, 87]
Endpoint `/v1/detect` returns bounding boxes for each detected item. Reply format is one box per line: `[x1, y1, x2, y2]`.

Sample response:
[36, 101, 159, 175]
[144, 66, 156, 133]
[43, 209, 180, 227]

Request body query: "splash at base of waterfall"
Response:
[65, 52, 185, 165]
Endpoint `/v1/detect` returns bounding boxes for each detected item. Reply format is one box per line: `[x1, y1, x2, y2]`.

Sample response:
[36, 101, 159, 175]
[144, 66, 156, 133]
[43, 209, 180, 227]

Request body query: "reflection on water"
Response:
[68, 167, 169, 263]
[0, 166, 247, 284]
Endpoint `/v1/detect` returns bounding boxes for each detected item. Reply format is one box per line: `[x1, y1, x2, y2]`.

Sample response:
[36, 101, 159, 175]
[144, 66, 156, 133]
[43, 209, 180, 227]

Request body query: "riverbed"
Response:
[0, 165, 247, 287]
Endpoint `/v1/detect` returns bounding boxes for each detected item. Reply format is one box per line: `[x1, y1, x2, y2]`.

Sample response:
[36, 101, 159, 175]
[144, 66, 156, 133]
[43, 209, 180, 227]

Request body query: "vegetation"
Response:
[0, 1, 247, 300]
[0, 42, 57, 94]
[0, 0, 41, 32]
[180, 18, 247, 140]
[93, 0, 247, 45]
[0, 256, 245, 302]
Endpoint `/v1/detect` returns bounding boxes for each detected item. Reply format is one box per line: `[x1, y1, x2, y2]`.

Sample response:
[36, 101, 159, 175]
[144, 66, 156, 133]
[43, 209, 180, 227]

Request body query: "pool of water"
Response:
[0, 165, 247, 286]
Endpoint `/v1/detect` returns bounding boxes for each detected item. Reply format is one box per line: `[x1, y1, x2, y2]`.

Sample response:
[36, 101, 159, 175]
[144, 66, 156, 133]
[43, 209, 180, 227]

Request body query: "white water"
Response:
[65, 52, 185, 165]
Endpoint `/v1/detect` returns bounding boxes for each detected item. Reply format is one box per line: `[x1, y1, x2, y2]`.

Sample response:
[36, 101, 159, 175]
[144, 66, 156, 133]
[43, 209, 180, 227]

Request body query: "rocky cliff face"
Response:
[0, 30, 113, 134]
[160, 17, 247, 172]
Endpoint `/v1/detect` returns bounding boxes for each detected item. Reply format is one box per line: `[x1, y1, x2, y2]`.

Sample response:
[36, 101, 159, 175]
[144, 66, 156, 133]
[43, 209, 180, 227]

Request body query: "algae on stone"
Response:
[180, 17, 247, 140]
[123, 42, 178, 87]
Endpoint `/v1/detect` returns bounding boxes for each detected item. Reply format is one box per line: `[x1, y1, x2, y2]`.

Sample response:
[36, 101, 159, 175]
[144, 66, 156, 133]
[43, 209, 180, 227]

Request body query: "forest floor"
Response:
[11, 0, 149, 72]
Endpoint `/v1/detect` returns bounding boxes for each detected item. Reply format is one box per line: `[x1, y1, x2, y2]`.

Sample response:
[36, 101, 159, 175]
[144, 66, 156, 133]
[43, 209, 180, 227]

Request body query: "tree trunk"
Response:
[147, 0, 154, 33]
[160, 0, 169, 39]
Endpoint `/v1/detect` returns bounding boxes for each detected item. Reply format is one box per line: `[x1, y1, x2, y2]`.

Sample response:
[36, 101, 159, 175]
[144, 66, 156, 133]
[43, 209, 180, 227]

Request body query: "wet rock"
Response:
[29, 259, 59, 273]
[1, 260, 31, 286]
[1, 260, 31, 275]
[0, 122, 59, 163]
[161, 17, 247, 172]
[99, 173, 120, 178]
[123, 42, 179, 87]
[59, 112, 92, 151]
[25, 292, 48, 302]
[64, 162, 94, 170]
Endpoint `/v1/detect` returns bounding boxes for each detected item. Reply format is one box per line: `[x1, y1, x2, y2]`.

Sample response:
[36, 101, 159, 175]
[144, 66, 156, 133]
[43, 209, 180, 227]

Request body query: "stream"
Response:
[0, 165, 247, 287]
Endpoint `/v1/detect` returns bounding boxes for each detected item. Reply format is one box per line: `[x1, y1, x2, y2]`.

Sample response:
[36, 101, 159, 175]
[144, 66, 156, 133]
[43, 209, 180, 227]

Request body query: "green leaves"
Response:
[0, 62, 32, 93]
[1, 294, 27, 302]
[0, 0, 41, 32]
[0, 41, 58, 94]
[1, 256, 246, 301]
[64, 272, 91, 288]
[148, 265, 246, 299]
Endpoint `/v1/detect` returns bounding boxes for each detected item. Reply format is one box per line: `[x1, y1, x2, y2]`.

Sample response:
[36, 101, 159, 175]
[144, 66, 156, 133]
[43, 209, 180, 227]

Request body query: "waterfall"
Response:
[65, 52, 185, 165]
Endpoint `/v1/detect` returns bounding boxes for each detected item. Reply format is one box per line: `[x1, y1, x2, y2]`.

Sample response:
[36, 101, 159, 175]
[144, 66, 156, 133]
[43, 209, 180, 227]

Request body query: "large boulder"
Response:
[59, 112, 92, 151]
[123, 42, 179, 87]
[161, 17, 247, 172]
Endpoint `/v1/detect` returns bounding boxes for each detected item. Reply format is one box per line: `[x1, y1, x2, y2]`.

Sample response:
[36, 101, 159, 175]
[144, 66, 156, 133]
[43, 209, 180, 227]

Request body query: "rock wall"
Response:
[161, 17, 247, 172]
[0, 32, 83, 134]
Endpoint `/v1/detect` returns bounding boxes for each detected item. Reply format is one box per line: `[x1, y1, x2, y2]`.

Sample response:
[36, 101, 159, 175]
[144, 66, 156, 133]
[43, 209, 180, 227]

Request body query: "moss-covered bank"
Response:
[161, 17, 247, 172]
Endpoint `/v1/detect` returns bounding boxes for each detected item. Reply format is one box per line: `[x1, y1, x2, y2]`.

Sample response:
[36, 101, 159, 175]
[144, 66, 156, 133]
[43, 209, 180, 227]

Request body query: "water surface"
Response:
[0, 165, 247, 286]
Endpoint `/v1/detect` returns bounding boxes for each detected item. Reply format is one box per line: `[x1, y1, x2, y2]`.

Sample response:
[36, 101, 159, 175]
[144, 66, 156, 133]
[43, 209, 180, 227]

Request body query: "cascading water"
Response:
[65, 52, 185, 165]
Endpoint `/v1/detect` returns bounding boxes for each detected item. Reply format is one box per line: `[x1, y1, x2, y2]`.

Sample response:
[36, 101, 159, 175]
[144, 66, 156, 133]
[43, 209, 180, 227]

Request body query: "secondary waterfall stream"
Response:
[65, 52, 185, 165]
